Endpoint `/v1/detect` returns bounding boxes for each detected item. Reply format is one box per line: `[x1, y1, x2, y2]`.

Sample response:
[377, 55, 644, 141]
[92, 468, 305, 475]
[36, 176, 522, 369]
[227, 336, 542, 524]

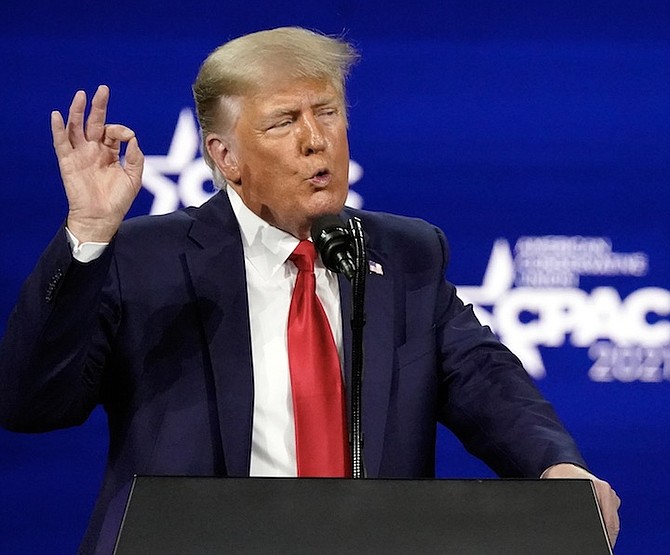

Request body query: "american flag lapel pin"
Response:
[368, 259, 384, 275]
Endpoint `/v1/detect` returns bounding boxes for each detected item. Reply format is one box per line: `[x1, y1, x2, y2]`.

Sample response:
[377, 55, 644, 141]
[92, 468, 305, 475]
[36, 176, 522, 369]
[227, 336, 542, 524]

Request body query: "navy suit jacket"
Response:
[0, 191, 585, 554]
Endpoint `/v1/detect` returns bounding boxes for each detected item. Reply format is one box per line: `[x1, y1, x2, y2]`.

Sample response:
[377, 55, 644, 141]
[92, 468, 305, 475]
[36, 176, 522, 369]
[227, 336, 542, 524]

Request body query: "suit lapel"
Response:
[339, 242, 395, 478]
[183, 192, 253, 477]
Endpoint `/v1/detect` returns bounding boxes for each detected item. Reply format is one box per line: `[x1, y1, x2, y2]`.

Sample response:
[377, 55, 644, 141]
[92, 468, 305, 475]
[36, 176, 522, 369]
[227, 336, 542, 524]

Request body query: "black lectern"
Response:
[113, 477, 611, 554]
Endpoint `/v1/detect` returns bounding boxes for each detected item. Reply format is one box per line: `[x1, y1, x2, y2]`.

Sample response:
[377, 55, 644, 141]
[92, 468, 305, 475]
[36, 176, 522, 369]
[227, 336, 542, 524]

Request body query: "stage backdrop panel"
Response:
[1, 2, 668, 553]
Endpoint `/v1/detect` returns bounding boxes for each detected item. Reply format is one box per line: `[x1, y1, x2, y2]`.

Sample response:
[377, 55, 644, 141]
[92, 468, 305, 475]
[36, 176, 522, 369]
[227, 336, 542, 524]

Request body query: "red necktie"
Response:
[287, 240, 350, 477]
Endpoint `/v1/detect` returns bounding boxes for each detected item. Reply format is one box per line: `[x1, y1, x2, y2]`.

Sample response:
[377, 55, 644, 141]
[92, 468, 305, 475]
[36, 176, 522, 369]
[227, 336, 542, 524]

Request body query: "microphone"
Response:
[311, 215, 356, 281]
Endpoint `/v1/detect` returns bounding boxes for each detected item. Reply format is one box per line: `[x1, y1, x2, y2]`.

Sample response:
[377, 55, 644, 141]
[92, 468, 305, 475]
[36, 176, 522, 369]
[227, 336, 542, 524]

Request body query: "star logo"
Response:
[141, 109, 364, 215]
[457, 236, 666, 382]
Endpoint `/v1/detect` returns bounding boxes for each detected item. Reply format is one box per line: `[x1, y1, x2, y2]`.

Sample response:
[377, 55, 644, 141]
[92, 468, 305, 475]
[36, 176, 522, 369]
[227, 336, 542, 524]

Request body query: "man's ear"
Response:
[206, 134, 241, 184]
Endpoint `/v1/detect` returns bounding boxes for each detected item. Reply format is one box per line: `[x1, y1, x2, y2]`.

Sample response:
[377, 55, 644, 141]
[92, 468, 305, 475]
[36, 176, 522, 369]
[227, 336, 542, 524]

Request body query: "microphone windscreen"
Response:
[310, 214, 348, 246]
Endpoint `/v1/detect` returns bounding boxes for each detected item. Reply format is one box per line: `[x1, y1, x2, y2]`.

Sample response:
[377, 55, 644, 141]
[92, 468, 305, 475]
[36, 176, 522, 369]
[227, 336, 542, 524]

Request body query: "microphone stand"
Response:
[348, 217, 366, 479]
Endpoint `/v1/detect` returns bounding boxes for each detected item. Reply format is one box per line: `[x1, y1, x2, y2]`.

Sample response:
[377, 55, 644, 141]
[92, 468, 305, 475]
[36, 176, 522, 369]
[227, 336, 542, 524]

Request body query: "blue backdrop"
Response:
[1, 1, 668, 553]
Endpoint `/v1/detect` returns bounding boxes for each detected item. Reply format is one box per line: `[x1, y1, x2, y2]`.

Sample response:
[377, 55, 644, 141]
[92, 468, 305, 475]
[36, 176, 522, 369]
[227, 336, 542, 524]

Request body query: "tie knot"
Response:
[289, 240, 317, 272]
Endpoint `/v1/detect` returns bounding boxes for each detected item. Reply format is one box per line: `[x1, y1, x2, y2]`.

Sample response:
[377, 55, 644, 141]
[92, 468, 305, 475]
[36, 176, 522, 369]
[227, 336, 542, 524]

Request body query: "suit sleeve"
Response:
[431, 227, 587, 478]
[0, 225, 118, 432]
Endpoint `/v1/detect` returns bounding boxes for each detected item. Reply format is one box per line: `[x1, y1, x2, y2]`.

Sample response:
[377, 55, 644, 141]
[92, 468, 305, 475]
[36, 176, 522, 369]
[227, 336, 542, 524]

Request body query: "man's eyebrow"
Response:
[312, 95, 340, 107]
[262, 97, 341, 121]
[265, 107, 297, 119]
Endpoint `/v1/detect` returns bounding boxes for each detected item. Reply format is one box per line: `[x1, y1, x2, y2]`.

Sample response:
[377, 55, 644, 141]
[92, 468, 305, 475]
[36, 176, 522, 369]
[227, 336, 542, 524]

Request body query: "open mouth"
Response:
[310, 169, 331, 185]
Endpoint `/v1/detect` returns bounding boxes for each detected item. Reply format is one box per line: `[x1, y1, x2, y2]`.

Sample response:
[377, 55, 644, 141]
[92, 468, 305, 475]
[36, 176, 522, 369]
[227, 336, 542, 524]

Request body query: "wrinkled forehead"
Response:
[228, 77, 345, 131]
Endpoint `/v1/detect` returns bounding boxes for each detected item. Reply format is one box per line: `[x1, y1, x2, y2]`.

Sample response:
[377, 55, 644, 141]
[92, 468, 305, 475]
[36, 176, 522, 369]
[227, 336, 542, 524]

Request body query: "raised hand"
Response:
[51, 85, 144, 243]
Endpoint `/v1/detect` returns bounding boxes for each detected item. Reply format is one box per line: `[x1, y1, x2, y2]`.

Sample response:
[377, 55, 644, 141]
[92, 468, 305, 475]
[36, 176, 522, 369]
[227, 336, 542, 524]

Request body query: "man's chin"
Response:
[308, 190, 348, 218]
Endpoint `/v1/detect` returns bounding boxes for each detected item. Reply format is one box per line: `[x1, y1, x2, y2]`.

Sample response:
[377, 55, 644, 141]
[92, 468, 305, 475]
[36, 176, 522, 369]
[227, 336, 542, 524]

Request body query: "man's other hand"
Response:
[542, 463, 621, 549]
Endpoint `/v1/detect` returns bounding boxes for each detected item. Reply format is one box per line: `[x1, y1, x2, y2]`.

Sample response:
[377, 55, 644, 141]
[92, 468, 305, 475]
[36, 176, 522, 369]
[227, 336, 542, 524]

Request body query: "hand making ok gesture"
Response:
[51, 84, 144, 243]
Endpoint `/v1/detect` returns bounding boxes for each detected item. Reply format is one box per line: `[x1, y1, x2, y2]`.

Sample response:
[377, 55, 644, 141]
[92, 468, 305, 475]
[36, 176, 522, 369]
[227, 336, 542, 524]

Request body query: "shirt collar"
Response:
[226, 186, 300, 279]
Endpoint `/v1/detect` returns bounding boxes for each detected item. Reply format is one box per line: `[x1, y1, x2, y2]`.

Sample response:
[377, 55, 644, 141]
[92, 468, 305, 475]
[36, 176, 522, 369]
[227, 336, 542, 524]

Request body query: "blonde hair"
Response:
[192, 27, 359, 186]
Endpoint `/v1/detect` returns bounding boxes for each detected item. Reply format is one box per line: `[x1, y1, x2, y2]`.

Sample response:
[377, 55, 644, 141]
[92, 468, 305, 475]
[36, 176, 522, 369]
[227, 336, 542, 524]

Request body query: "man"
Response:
[0, 27, 619, 554]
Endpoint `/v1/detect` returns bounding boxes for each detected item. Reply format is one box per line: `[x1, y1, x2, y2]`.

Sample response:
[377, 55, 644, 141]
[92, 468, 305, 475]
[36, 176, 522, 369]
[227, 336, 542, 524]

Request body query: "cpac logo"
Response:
[141, 109, 364, 215]
[458, 237, 670, 382]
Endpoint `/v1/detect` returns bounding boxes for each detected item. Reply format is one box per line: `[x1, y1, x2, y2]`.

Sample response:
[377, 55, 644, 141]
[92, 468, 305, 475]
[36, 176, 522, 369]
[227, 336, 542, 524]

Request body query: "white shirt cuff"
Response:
[65, 227, 109, 263]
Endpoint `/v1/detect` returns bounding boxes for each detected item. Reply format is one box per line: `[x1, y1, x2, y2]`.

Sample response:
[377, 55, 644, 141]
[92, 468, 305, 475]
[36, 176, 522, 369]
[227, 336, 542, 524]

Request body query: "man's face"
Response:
[220, 78, 350, 239]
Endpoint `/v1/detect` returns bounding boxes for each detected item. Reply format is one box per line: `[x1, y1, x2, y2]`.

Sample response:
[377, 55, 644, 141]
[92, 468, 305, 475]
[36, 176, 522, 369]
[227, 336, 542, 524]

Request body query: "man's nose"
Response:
[299, 114, 327, 155]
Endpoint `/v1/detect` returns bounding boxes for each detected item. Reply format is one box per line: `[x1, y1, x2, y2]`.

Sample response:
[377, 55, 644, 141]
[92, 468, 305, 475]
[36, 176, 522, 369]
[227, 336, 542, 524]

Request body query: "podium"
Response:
[113, 477, 612, 554]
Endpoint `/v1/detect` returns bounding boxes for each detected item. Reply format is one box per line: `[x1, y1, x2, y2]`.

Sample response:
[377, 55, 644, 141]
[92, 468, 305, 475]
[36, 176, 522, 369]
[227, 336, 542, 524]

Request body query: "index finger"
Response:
[85, 84, 110, 142]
